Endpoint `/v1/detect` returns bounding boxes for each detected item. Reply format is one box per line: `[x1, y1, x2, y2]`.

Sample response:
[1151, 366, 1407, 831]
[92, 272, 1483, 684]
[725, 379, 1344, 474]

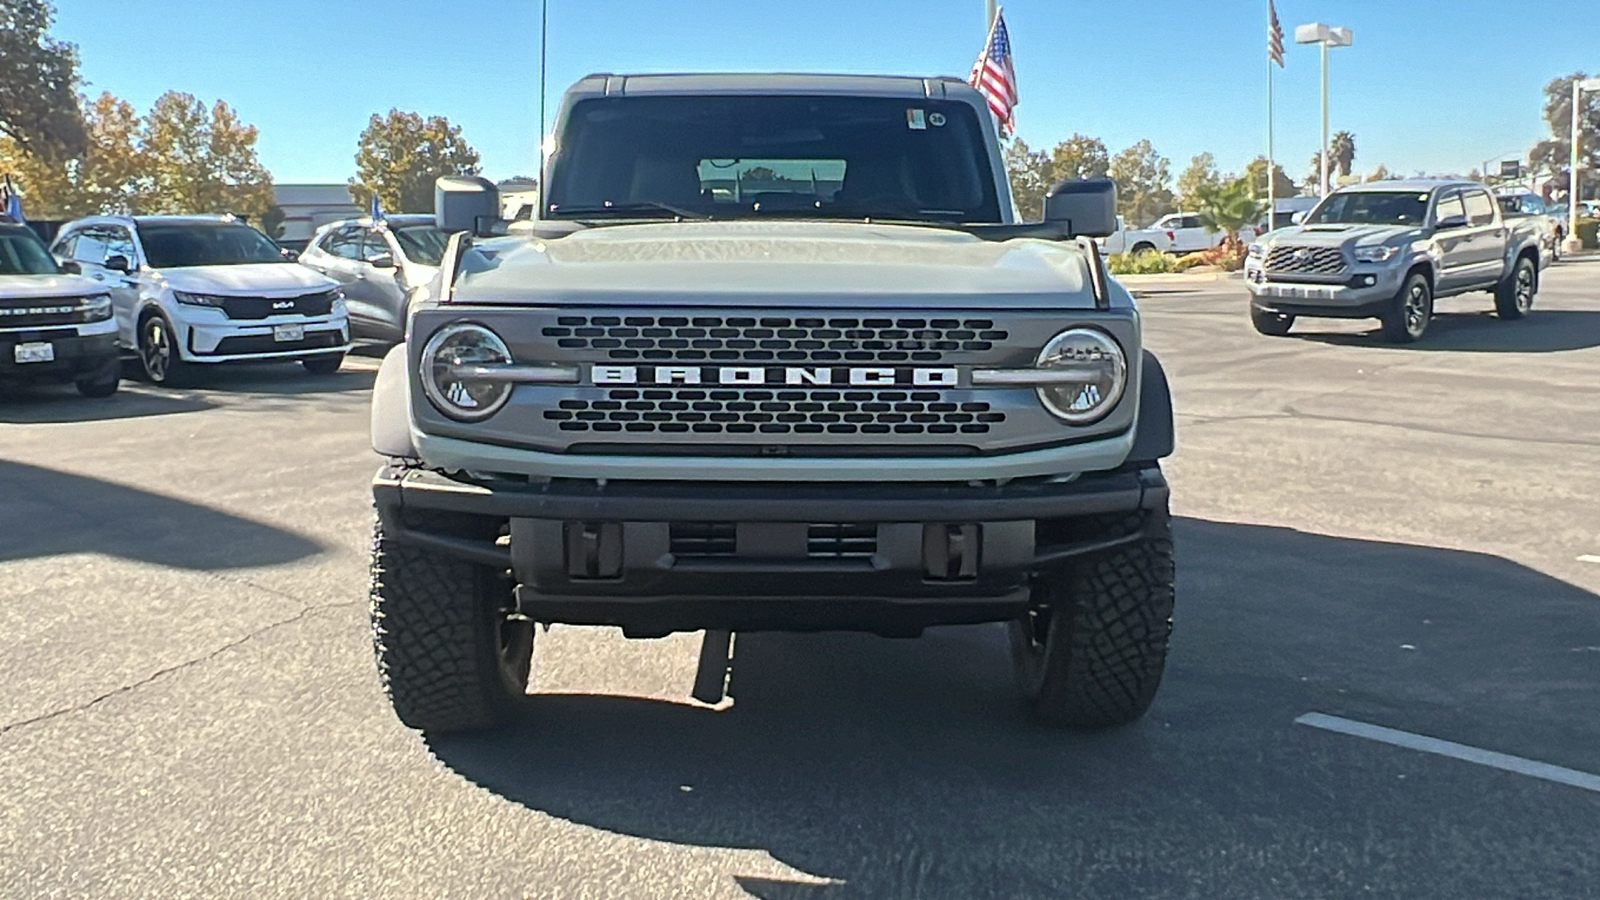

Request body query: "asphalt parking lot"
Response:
[2, 259, 1598, 899]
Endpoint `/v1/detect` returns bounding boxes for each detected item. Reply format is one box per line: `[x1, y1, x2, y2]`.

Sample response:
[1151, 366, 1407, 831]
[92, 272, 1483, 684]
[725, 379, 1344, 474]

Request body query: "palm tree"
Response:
[1195, 177, 1266, 253]
[1331, 131, 1357, 178]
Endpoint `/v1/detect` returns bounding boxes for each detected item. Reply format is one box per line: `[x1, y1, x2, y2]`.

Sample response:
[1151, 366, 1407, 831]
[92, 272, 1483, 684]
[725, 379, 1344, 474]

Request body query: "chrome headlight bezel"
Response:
[419, 322, 515, 422]
[1034, 327, 1129, 425]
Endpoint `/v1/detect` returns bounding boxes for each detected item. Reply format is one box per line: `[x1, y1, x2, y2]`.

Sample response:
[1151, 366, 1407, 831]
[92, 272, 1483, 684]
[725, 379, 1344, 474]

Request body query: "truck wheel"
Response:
[75, 364, 120, 398]
[1494, 256, 1536, 320]
[1009, 504, 1175, 728]
[1379, 273, 1432, 343]
[370, 513, 533, 733]
[1250, 307, 1294, 336]
[302, 352, 345, 375]
[138, 314, 193, 385]
[1131, 242, 1157, 256]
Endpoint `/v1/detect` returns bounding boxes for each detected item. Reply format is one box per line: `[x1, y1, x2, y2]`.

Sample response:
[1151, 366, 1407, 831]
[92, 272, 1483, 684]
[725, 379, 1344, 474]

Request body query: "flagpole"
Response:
[1266, 3, 1276, 229]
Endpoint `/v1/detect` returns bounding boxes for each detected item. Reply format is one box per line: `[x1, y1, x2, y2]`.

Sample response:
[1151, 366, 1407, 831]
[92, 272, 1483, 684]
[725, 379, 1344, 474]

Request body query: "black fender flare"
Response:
[1128, 350, 1174, 462]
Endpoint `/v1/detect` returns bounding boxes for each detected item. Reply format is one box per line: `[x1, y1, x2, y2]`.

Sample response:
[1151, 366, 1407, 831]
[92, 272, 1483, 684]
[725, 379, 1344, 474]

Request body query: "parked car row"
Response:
[1102, 212, 1262, 257]
[1, 211, 446, 398]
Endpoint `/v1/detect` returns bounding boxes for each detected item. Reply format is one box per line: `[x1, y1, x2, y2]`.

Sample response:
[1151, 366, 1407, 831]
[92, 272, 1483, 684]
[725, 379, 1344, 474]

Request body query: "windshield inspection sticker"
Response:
[906, 108, 927, 130]
[929, 112, 947, 127]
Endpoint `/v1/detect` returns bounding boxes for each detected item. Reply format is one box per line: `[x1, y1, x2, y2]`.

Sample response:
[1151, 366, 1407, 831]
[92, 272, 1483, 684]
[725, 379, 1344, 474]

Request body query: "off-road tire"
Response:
[1494, 255, 1536, 320]
[370, 512, 533, 733]
[1009, 503, 1176, 727]
[302, 352, 345, 375]
[1250, 306, 1295, 336]
[75, 363, 120, 398]
[1379, 272, 1432, 343]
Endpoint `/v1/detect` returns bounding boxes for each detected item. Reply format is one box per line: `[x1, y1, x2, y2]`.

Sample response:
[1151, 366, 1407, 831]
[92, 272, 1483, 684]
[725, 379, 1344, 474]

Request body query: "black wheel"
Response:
[75, 361, 120, 398]
[1131, 242, 1157, 256]
[1250, 306, 1295, 336]
[301, 352, 345, 375]
[138, 314, 192, 385]
[370, 512, 533, 733]
[1009, 502, 1176, 727]
[1380, 272, 1432, 343]
[1494, 256, 1536, 320]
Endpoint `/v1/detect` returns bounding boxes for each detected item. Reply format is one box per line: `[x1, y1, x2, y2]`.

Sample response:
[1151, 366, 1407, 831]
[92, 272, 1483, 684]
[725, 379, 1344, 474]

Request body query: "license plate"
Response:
[1264, 284, 1335, 301]
[273, 324, 305, 343]
[13, 342, 54, 364]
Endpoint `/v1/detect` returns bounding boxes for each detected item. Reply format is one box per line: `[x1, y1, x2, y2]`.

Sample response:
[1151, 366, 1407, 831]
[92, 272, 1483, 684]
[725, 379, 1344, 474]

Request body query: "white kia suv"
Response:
[51, 215, 350, 384]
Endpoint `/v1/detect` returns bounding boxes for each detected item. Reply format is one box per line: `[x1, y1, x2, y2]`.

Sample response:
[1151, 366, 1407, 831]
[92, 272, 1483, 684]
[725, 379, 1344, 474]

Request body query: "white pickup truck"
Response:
[1098, 216, 1173, 255]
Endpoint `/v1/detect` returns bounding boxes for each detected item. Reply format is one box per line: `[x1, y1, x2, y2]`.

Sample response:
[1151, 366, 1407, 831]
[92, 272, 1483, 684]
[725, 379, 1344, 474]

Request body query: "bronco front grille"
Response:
[543, 315, 1008, 364]
[543, 387, 1005, 436]
[0, 295, 103, 329]
[1265, 245, 1346, 276]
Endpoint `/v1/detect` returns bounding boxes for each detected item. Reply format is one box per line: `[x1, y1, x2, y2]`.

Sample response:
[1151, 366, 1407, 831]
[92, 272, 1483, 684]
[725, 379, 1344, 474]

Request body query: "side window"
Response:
[1434, 192, 1466, 225]
[1522, 196, 1545, 216]
[361, 229, 393, 260]
[105, 227, 137, 264]
[328, 227, 365, 260]
[72, 227, 111, 265]
[314, 229, 341, 254]
[52, 232, 78, 258]
[1182, 215, 1203, 229]
[1463, 191, 1496, 227]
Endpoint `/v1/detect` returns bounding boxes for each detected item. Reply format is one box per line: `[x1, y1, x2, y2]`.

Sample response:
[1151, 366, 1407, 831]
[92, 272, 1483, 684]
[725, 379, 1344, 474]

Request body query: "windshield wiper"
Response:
[547, 202, 711, 221]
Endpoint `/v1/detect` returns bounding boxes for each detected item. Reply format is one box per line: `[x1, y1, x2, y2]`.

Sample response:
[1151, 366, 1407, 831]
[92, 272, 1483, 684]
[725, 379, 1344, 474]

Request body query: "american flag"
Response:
[1268, 1, 1285, 67]
[969, 10, 1018, 134]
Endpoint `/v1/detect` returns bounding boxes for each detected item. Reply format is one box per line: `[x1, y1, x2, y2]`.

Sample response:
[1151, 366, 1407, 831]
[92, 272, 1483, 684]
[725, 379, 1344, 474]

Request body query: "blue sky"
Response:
[52, 0, 1596, 187]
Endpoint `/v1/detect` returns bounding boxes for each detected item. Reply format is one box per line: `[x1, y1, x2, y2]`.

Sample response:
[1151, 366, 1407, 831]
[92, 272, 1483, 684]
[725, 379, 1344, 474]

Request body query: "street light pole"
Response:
[1567, 77, 1600, 254]
[1296, 23, 1352, 197]
[1320, 40, 1329, 197]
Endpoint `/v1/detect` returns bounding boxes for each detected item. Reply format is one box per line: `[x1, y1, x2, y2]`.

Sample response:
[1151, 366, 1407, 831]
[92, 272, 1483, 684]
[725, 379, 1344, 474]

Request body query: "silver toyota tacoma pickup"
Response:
[1245, 179, 1543, 342]
[368, 73, 1177, 733]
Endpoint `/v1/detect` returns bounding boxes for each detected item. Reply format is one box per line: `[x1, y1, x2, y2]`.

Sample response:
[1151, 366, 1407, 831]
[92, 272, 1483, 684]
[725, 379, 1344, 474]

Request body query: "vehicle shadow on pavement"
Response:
[0, 459, 323, 568]
[158, 363, 378, 396]
[0, 384, 216, 424]
[426, 518, 1600, 899]
[1291, 310, 1600, 353]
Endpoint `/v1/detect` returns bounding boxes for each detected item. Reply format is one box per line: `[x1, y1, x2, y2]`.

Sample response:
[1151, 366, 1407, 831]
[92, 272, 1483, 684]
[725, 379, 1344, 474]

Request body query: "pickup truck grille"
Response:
[543, 315, 1008, 365]
[0, 295, 103, 329]
[544, 387, 1004, 436]
[1265, 245, 1346, 276]
[219, 290, 337, 320]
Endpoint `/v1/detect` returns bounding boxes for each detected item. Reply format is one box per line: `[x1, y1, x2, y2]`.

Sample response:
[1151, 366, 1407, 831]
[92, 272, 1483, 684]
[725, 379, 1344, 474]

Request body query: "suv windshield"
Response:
[138, 222, 285, 268]
[545, 95, 1002, 224]
[0, 225, 62, 276]
[392, 223, 446, 266]
[1306, 191, 1431, 226]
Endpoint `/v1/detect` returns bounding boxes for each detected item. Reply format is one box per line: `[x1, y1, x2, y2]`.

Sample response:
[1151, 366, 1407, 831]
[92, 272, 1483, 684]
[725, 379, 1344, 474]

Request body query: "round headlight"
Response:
[1035, 328, 1128, 424]
[420, 323, 514, 421]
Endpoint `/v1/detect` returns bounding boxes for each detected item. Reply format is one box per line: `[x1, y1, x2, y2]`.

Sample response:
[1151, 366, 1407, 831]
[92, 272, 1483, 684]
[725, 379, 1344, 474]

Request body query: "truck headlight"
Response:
[1247, 242, 1265, 259]
[1035, 327, 1128, 424]
[83, 293, 113, 322]
[1353, 245, 1400, 263]
[420, 322, 514, 421]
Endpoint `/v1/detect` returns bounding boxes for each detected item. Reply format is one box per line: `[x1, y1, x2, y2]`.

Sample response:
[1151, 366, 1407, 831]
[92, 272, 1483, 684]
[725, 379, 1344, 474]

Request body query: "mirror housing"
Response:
[1290, 211, 1307, 225]
[367, 252, 396, 269]
[104, 254, 133, 273]
[435, 176, 501, 234]
[1436, 214, 1468, 230]
[58, 259, 82, 275]
[1042, 178, 1117, 238]
[279, 247, 300, 262]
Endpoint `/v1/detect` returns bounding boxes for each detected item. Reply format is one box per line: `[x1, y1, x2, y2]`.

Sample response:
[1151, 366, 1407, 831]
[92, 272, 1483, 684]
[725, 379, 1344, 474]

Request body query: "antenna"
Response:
[538, 0, 549, 206]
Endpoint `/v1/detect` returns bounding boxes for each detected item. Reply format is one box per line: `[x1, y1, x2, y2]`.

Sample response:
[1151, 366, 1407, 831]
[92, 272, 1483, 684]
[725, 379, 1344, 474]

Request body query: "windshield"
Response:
[392, 223, 446, 266]
[0, 226, 63, 276]
[545, 95, 1002, 224]
[1307, 191, 1430, 226]
[138, 222, 285, 268]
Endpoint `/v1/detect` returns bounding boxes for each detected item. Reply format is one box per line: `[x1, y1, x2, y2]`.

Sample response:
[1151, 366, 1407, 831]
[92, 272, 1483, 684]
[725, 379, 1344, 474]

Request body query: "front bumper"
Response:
[1245, 262, 1406, 316]
[374, 463, 1168, 634]
[179, 312, 351, 363]
[0, 328, 119, 382]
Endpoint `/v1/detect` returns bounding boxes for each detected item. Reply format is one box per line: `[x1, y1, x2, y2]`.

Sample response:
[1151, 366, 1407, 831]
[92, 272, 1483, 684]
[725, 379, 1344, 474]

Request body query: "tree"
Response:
[1194, 177, 1265, 251]
[259, 205, 287, 239]
[1366, 164, 1393, 183]
[1306, 151, 1326, 194]
[0, 92, 144, 219]
[1050, 134, 1110, 181]
[0, 0, 86, 161]
[1176, 152, 1224, 208]
[1003, 137, 1053, 221]
[1243, 156, 1297, 199]
[1528, 72, 1600, 201]
[350, 110, 481, 213]
[1330, 131, 1357, 178]
[139, 92, 275, 220]
[1108, 140, 1174, 226]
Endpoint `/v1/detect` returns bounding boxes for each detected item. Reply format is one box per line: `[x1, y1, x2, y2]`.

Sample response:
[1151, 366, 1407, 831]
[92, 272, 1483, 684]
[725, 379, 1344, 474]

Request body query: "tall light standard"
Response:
[1565, 77, 1600, 255]
[1295, 23, 1353, 197]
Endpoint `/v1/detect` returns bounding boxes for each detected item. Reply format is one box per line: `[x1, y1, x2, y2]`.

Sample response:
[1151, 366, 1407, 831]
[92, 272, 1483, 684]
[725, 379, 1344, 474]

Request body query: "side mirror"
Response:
[367, 253, 396, 269]
[435, 176, 502, 235]
[104, 254, 133, 273]
[58, 259, 82, 275]
[1436, 214, 1468, 230]
[279, 247, 300, 262]
[1290, 211, 1307, 225]
[1042, 177, 1118, 238]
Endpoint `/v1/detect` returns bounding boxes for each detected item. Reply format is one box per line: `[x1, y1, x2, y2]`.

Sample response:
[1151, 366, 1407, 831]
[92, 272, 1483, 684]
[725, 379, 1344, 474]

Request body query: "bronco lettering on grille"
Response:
[591, 365, 960, 388]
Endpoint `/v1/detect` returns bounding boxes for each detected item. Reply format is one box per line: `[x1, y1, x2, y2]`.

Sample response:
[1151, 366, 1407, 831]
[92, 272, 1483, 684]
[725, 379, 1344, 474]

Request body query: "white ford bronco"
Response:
[368, 73, 1177, 733]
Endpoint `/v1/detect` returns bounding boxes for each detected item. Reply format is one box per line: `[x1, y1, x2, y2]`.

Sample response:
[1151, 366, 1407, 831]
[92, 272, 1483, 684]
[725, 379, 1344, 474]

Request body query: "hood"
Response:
[1269, 223, 1425, 248]
[0, 272, 109, 299]
[154, 263, 337, 296]
[451, 221, 1098, 309]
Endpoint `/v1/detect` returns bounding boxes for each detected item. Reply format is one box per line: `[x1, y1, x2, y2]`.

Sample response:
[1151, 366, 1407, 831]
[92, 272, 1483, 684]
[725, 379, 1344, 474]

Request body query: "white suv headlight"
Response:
[420, 323, 514, 421]
[1035, 328, 1128, 424]
[172, 290, 228, 307]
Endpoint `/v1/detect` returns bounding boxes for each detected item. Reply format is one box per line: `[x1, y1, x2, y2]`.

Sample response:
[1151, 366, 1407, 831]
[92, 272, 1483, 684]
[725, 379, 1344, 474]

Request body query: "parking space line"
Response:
[1577, 554, 1600, 565]
[1295, 712, 1600, 794]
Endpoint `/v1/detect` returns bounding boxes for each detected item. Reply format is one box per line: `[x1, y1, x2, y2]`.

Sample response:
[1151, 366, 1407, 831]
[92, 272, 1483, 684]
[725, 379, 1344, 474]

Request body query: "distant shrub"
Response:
[1107, 251, 1180, 275]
